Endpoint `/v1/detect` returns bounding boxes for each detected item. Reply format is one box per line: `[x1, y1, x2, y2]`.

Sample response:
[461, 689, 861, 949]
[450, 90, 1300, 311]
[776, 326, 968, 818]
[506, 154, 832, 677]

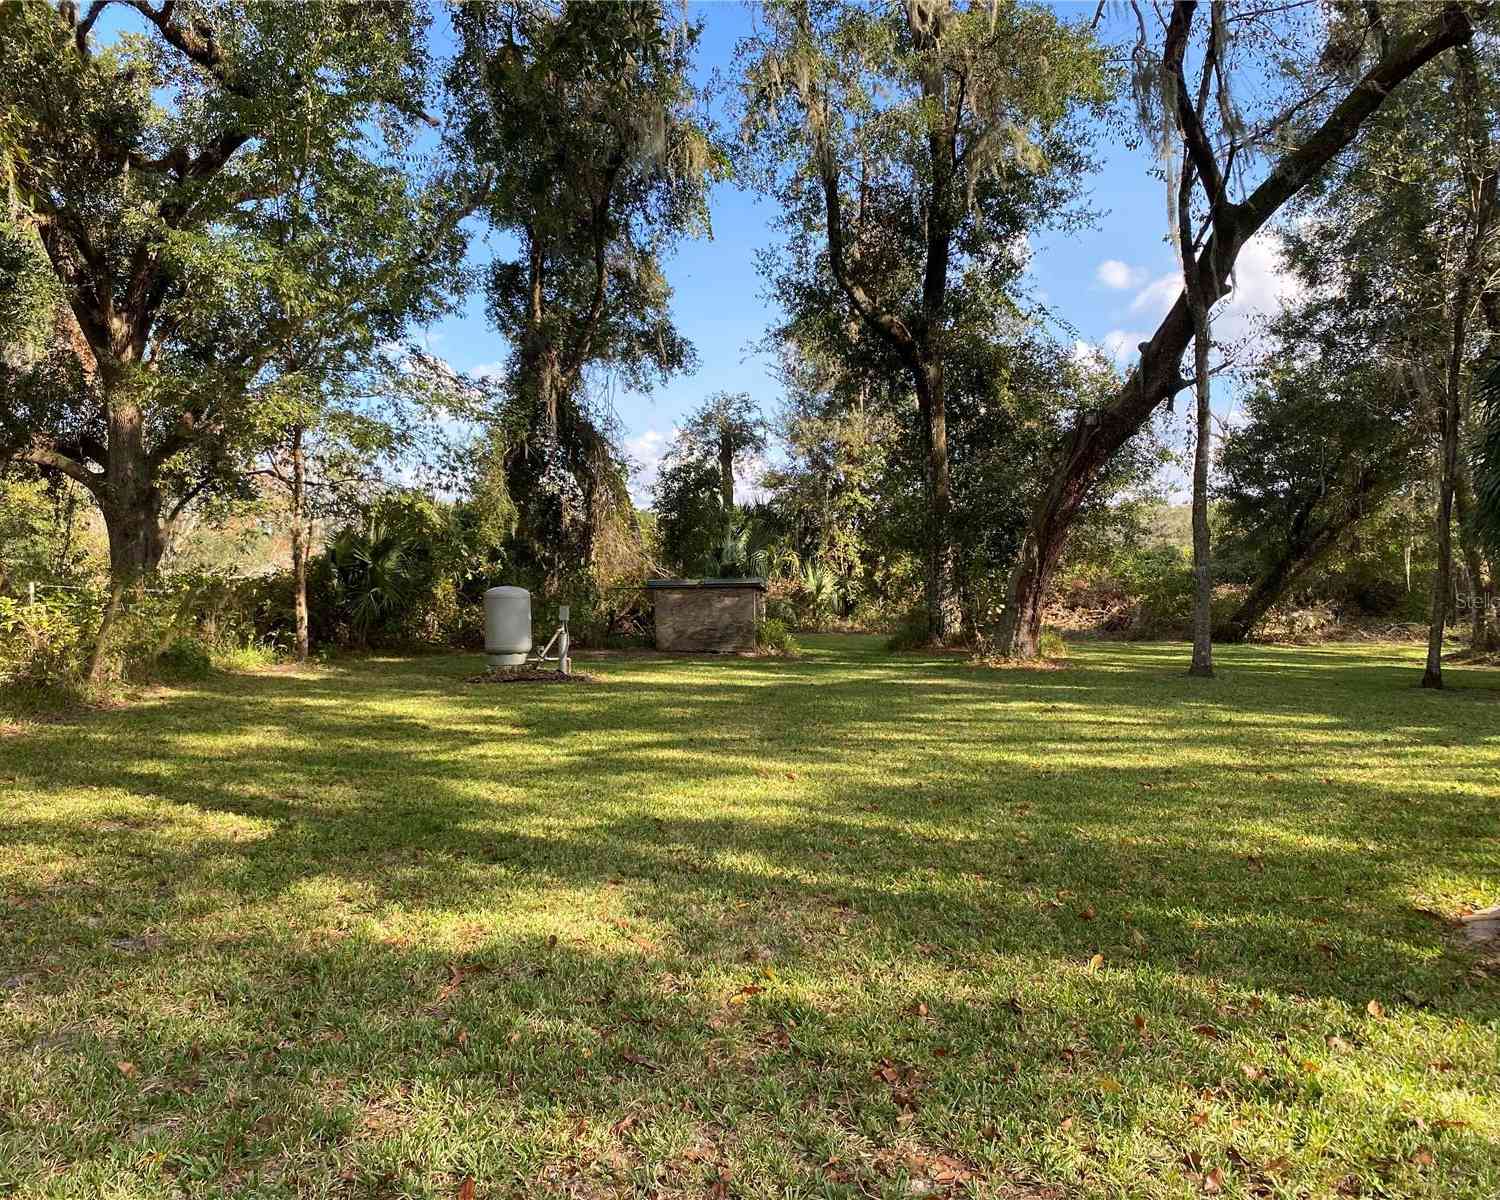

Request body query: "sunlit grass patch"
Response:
[0, 636, 1496, 1198]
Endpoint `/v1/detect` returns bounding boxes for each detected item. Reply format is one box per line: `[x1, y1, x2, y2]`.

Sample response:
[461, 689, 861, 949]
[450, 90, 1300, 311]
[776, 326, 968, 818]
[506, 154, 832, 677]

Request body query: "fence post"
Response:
[27, 581, 35, 607]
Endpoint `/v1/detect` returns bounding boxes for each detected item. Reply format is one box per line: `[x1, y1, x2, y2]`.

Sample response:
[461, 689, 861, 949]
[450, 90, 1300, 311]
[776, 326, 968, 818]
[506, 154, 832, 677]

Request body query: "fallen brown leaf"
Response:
[610, 1113, 638, 1136]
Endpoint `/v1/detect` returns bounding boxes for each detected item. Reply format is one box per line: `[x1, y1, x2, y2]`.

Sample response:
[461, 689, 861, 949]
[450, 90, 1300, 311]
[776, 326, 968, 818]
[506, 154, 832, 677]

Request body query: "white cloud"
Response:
[1071, 330, 1150, 371]
[1122, 231, 1302, 355]
[624, 427, 675, 505]
[468, 361, 507, 381]
[1213, 231, 1303, 346]
[1100, 329, 1150, 367]
[1097, 259, 1149, 290]
[1129, 272, 1182, 317]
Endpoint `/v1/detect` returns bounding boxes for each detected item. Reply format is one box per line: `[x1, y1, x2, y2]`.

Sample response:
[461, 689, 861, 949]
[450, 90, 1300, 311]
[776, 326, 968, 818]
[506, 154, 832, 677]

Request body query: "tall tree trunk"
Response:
[1424, 282, 1471, 689]
[719, 432, 735, 511]
[1188, 322, 1214, 677]
[1425, 40, 1493, 689]
[290, 424, 311, 663]
[1424, 418, 1459, 687]
[1484, 553, 1499, 651]
[87, 397, 169, 685]
[917, 363, 959, 644]
[810, 15, 964, 646]
[1172, 0, 1218, 679]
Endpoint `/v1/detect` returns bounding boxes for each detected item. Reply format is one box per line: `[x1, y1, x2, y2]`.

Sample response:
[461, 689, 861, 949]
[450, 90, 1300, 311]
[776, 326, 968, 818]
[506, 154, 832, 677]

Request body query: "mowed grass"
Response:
[0, 637, 1497, 1200]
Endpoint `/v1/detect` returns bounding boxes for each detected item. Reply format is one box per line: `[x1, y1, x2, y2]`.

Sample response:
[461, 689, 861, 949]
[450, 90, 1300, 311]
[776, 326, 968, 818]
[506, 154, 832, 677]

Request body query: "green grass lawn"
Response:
[1, 637, 1497, 1199]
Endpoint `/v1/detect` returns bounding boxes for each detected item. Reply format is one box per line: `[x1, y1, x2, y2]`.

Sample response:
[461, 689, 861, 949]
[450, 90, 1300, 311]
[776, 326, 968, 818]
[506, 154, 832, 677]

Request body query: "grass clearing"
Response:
[1, 636, 1496, 1199]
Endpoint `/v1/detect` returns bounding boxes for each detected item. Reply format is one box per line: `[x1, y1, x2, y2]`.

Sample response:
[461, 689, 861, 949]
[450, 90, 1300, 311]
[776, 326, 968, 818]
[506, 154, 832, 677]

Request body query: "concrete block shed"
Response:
[646, 578, 767, 653]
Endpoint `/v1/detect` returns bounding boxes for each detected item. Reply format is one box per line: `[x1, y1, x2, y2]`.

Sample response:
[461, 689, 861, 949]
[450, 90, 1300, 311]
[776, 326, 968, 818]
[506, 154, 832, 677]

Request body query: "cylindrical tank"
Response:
[484, 586, 532, 667]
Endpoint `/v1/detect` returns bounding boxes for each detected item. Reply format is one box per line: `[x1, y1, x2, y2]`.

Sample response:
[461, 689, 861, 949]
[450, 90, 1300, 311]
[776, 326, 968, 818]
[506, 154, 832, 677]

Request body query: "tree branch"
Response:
[122, 0, 255, 99]
[10, 440, 106, 493]
[818, 149, 923, 374]
[561, 153, 624, 391]
[1164, 2, 1228, 219]
[1235, 2, 1477, 233]
[74, 0, 111, 57]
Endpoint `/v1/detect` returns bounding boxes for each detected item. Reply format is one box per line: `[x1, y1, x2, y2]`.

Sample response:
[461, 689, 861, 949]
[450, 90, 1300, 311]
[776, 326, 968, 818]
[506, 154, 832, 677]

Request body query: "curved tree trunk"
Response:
[1424, 431, 1459, 688]
[1220, 469, 1398, 643]
[993, 3, 1475, 659]
[1223, 554, 1304, 646]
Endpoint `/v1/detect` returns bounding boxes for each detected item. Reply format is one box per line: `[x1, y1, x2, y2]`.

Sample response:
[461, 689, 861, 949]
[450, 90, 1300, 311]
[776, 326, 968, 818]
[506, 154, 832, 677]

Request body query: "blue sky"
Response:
[94, 1, 1298, 502]
[404, 1, 1295, 501]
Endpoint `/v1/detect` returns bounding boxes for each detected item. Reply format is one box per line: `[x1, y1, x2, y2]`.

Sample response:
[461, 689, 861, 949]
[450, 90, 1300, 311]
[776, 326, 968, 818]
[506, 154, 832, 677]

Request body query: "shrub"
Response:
[150, 636, 212, 681]
[765, 596, 800, 629]
[1038, 628, 1068, 659]
[885, 608, 931, 651]
[758, 617, 800, 657]
[599, 631, 653, 651]
[213, 639, 285, 671]
[0, 595, 91, 687]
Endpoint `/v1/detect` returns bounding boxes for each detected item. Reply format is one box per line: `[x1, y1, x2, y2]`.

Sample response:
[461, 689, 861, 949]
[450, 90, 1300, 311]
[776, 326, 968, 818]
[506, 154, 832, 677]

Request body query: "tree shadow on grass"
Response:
[1, 639, 1497, 1195]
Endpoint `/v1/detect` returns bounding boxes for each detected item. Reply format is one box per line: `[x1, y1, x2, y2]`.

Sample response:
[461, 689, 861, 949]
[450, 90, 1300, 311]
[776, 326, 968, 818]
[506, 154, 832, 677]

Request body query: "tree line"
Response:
[3, 0, 1499, 688]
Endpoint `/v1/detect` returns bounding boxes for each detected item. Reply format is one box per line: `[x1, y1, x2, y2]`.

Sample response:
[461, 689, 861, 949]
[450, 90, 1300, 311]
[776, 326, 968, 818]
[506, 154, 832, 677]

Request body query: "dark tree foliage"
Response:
[650, 391, 769, 576]
[1216, 363, 1425, 641]
[738, 0, 1109, 641]
[0, 0, 467, 678]
[1473, 361, 1500, 560]
[446, 0, 720, 586]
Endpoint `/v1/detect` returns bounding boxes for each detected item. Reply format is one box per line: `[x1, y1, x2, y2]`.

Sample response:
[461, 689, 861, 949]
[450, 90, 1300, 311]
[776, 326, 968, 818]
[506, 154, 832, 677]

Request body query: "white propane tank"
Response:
[484, 586, 533, 667]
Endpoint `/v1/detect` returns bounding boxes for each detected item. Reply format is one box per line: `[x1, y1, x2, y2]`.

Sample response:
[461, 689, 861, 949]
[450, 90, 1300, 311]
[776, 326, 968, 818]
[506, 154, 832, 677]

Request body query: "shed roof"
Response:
[645, 577, 767, 592]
